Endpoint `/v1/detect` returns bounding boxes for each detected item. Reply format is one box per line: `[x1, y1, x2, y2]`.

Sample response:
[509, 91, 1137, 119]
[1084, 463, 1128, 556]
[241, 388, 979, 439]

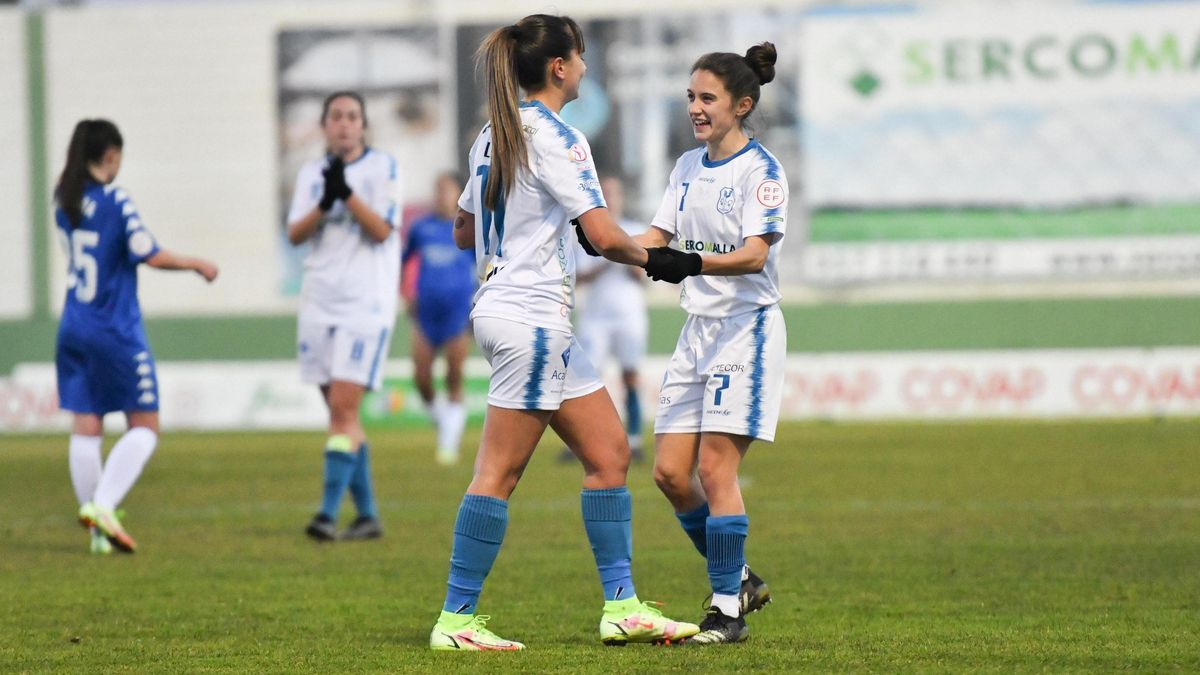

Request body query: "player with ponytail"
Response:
[428, 14, 698, 652]
[55, 119, 218, 555]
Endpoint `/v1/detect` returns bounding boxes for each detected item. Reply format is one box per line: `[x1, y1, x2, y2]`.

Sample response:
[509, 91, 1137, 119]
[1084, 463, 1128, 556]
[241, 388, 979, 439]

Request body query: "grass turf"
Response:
[1, 419, 1197, 673]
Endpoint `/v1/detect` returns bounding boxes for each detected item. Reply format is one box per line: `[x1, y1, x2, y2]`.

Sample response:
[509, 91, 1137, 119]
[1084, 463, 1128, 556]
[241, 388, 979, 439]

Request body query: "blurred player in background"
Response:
[286, 91, 402, 543]
[558, 175, 648, 464]
[638, 43, 788, 645]
[428, 14, 698, 651]
[402, 172, 476, 466]
[55, 119, 219, 555]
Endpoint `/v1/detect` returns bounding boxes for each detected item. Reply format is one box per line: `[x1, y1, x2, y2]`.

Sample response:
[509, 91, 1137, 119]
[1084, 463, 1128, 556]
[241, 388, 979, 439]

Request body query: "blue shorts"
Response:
[56, 323, 159, 415]
[416, 295, 472, 349]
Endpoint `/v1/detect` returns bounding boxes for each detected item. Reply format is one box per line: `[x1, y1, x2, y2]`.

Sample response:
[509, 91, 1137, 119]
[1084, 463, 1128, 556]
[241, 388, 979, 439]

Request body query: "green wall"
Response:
[5, 296, 1199, 374]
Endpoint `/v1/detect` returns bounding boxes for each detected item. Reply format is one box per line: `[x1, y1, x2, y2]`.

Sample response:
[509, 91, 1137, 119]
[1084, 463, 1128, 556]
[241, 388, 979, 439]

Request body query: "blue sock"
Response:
[706, 514, 748, 596]
[319, 435, 357, 520]
[676, 502, 710, 558]
[624, 388, 642, 439]
[443, 494, 508, 614]
[348, 441, 377, 520]
[581, 487, 636, 602]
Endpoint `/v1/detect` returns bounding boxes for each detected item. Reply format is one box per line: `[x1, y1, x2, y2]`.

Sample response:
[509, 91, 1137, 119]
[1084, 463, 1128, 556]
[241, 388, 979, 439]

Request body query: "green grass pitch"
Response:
[2, 420, 1198, 673]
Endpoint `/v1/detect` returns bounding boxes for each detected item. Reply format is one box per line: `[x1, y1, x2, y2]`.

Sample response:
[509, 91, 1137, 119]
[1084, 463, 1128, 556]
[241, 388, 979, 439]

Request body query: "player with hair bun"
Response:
[638, 42, 788, 645]
[55, 118, 219, 555]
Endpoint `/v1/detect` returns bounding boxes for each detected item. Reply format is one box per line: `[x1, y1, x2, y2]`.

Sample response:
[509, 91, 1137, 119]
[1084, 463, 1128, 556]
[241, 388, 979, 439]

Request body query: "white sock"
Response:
[438, 402, 467, 454]
[69, 434, 104, 505]
[93, 427, 158, 510]
[741, 565, 750, 582]
[711, 592, 740, 619]
[428, 396, 447, 428]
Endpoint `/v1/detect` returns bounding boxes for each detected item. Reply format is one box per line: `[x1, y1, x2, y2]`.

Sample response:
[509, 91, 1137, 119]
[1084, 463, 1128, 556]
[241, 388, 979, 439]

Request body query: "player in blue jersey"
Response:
[402, 172, 476, 466]
[637, 43, 787, 644]
[287, 92, 402, 543]
[55, 119, 218, 555]
[427, 14, 699, 651]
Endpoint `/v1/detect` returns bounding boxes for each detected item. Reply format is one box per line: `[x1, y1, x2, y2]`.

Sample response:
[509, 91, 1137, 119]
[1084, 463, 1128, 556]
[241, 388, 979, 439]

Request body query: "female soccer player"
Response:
[561, 176, 649, 464]
[428, 14, 698, 651]
[286, 91, 402, 542]
[56, 119, 218, 555]
[639, 43, 788, 645]
[402, 172, 475, 466]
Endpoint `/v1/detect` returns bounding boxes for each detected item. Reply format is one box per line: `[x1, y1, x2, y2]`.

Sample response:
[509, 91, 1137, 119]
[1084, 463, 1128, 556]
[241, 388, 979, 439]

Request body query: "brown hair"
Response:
[691, 42, 778, 130]
[54, 119, 123, 227]
[476, 14, 584, 210]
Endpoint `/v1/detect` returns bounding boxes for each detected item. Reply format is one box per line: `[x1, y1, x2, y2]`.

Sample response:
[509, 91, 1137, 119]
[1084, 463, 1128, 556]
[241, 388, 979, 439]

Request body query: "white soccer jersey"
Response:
[459, 101, 607, 332]
[650, 139, 788, 318]
[576, 217, 647, 322]
[287, 149, 403, 327]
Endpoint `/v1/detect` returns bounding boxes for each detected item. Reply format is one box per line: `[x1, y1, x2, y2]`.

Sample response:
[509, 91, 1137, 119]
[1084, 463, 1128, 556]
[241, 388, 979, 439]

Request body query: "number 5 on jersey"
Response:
[65, 229, 100, 303]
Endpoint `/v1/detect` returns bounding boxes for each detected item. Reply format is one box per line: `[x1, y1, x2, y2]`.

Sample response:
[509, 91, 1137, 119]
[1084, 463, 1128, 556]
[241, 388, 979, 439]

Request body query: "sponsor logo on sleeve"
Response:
[569, 144, 588, 162]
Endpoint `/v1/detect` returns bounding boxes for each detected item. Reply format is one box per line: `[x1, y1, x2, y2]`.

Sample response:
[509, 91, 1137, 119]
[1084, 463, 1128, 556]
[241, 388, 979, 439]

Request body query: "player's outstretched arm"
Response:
[146, 249, 219, 282]
[575, 207, 649, 267]
[453, 209, 475, 250]
[634, 226, 673, 249]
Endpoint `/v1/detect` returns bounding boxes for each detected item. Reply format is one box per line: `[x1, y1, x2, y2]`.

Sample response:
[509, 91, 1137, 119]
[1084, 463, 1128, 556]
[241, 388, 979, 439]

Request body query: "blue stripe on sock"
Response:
[581, 487, 635, 601]
[348, 442, 377, 519]
[676, 502, 710, 558]
[443, 494, 509, 614]
[706, 514, 749, 596]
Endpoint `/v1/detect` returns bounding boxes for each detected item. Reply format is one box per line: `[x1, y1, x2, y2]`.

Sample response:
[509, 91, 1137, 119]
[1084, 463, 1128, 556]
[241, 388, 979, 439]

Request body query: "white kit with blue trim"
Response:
[650, 139, 788, 319]
[287, 148, 403, 327]
[459, 100, 607, 332]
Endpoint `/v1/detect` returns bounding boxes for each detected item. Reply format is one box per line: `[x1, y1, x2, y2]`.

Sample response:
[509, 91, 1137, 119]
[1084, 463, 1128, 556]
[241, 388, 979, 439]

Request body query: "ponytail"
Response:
[55, 119, 123, 227]
[476, 14, 585, 211]
[478, 26, 526, 211]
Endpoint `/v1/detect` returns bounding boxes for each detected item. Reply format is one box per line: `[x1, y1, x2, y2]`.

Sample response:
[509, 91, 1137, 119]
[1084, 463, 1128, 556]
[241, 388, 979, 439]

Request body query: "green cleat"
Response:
[79, 502, 136, 553]
[430, 612, 525, 651]
[599, 598, 700, 646]
[89, 527, 112, 555]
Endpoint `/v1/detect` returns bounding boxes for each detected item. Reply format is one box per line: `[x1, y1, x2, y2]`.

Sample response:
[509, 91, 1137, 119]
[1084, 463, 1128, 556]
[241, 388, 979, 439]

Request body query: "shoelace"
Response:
[467, 615, 502, 639]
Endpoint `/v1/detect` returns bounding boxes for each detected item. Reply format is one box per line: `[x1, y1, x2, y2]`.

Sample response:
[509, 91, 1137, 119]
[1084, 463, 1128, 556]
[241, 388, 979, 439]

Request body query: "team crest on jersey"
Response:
[756, 180, 785, 208]
[716, 187, 735, 214]
[568, 144, 588, 162]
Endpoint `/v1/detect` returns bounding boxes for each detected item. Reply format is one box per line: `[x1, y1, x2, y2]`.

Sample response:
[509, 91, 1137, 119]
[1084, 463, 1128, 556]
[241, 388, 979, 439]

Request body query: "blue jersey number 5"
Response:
[476, 164, 506, 256]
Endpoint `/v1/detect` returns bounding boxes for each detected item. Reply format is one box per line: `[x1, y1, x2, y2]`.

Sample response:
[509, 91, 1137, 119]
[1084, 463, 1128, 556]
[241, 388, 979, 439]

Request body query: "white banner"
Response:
[4, 348, 1200, 433]
[801, 3, 1200, 207]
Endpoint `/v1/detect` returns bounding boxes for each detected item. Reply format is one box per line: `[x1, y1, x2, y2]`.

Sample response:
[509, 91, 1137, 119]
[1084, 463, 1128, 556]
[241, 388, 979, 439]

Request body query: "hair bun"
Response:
[744, 42, 777, 86]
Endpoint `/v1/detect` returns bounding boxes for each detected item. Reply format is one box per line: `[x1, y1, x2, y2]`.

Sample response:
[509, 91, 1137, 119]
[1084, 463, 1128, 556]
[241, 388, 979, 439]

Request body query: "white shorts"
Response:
[655, 305, 786, 442]
[474, 316, 604, 411]
[576, 311, 647, 372]
[298, 320, 393, 391]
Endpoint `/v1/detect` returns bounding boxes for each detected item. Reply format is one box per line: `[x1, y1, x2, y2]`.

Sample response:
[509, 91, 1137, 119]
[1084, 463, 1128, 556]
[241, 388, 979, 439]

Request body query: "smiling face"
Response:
[687, 69, 753, 145]
[322, 95, 366, 158]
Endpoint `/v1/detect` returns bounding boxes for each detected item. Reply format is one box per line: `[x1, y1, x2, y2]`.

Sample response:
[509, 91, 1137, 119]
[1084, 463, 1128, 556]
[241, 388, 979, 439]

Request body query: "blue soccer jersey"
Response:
[403, 212, 476, 347]
[55, 182, 162, 414]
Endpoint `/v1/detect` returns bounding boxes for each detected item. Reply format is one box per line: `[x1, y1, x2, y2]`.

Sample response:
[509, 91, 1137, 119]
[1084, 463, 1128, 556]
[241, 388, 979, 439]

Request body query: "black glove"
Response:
[572, 219, 601, 257]
[319, 157, 352, 211]
[644, 246, 702, 284]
